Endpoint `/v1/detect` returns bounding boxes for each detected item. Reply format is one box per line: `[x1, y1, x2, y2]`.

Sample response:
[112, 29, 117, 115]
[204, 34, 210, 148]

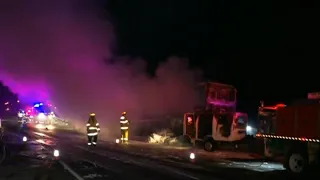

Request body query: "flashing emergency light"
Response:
[34, 102, 44, 108]
[275, 103, 286, 108]
[116, 139, 120, 143]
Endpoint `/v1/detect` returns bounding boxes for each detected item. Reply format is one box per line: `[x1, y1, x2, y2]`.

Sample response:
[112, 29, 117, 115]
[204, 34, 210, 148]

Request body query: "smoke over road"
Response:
[0, 0, 202, 133]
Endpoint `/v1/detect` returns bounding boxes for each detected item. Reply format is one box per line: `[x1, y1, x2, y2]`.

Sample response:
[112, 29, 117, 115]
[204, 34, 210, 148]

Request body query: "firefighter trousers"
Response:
[87, 135, 98, 145]
[121, 129, 129, 143]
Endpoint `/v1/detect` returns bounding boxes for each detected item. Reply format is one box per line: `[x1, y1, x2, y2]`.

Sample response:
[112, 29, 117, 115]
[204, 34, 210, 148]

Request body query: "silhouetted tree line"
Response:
[0, 81, 20, 118]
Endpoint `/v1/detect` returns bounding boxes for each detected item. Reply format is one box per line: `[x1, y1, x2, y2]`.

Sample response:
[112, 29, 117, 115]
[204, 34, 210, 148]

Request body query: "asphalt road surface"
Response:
[3, 120, 319, 180]
[0, 127, 76, 180]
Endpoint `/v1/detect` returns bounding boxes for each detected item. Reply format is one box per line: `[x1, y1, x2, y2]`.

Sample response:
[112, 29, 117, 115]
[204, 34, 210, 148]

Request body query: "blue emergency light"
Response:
[34, 103, 44, 108]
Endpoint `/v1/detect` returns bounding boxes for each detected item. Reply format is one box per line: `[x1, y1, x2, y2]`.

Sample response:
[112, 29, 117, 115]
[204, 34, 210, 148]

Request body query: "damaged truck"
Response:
[183, 82, 249, 151]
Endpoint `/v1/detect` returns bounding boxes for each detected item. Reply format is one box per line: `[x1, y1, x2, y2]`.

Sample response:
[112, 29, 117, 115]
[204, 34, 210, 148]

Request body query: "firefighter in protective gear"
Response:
[86, 113, 100, 146]
[120, 112, 129, 143]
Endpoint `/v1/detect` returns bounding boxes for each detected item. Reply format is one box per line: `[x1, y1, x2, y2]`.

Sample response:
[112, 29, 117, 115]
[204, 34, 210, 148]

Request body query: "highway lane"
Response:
[24, 126, 226, 179]
[61, 143, 208, 180]
[1, 128, 76, 180]
[60, 141, 290, 180]
[17, 125, 209, 179]
[4, 119, 320, 179]
[25, 128, 284, 180]
[22, 124, 320, 180]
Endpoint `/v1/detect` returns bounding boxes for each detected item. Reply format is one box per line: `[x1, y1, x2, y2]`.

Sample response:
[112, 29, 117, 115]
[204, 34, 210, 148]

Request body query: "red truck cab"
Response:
[257, 97, 320, 173]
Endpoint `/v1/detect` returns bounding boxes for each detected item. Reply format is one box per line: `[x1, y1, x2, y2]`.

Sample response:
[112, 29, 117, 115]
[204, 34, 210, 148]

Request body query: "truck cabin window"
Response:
[209, 89, 236, 102]
[237, 116, 246, 124]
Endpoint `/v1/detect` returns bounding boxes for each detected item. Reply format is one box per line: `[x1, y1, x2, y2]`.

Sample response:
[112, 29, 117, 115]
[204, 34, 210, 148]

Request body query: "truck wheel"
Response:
[285, 151, 308, 173]
[204, 140, 216, 152]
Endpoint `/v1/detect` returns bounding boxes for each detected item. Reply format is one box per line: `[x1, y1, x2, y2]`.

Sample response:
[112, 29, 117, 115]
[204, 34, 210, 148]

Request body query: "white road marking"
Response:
[78, 157, 123, 173]
[33, 132, 57, 140]
[59, 160, 84, 180]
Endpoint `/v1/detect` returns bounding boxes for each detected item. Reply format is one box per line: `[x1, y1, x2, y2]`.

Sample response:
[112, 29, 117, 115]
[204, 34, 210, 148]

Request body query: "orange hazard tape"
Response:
[256, 133, 320, 142]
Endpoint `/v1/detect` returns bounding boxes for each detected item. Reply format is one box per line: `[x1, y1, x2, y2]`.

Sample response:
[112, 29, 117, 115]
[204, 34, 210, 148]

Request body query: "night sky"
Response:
[0, 1, 319, 120]
[105, 0, 320, 115]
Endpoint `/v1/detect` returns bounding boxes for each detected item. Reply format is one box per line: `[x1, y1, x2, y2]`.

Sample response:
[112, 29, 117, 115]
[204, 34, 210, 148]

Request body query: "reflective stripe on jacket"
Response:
[87, 122, 100, 135]
[120, 116, 129, 130]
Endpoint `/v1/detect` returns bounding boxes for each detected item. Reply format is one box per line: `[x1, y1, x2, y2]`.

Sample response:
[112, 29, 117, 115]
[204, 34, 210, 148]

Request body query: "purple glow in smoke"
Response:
[0, 73, 50, 103]
[0, 1, 203, 135]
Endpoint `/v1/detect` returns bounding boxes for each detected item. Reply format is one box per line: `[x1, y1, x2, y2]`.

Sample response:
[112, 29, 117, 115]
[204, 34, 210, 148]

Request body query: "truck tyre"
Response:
[204, 139, 216, 152]
[284, 150, 308, 173]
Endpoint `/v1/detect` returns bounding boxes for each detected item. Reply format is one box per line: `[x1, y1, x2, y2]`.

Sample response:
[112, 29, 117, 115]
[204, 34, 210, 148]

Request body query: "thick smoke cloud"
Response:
[0, 0, 202, 135]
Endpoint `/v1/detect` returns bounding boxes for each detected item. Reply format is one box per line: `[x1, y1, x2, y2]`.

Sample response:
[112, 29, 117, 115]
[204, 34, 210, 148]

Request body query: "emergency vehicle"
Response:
[183, 82, 249, 151]
[257, 93, 320, 173]
[25, 102, 56, 129]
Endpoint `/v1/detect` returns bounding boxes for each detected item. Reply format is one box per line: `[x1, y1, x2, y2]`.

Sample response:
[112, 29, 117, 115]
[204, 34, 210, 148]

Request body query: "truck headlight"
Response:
[246, 125, 252, 132]
[37, 113, 46, 120]
[18, 113, 23, 118]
